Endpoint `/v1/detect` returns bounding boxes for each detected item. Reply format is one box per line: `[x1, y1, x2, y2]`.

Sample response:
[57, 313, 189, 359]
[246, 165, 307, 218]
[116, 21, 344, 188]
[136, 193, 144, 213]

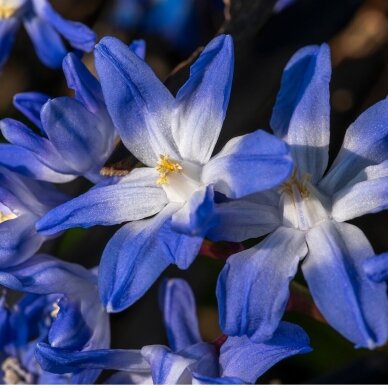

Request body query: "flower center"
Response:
[1, 357, 34, 385]
[0, 0, 23, 18]
[0, 204, 17, 224]
[51, 302, 60, 318]
[155, 156, 203, 203]
[156, 155, 183, 185]
[279, 170, 329, 231]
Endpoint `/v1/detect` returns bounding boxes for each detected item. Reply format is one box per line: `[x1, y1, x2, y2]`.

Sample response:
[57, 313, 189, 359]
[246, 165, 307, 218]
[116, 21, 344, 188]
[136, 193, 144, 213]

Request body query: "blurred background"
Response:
[1, 0, 387, 383]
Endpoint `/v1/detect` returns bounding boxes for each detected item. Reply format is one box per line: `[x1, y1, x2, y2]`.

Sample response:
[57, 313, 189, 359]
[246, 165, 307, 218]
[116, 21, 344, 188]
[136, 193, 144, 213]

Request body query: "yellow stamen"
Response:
[0, 5, 17, 18]
[279, 170, 311, 198]
[156, 155, 182, 185]
[0, 211, 17, 224]
[51, 302, 60, 319]
[2, 357, 33, 385]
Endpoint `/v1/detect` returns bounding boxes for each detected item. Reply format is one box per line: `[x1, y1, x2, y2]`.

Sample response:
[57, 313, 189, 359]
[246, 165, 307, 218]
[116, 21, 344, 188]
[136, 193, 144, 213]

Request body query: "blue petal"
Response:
[13, 92, 49, 132]
[129, 39, 146, 59]
[36, 168, 167, 235]
[0, 143, 77, 183]
[203, 130, 293, 199]
[23, 14, 67, 68]
[32, 0, 96, 52]
[0, 118, 72, 174]
[208, 193, 281, 242]
[320, 98, 388, 195]
[171, 185, 217, 236]
[172, 34, 234, 164]
[95, 36, 177, 166]
[0, 254, 96, 295]
[363, 253, 388, 283]
[0, 18, 19, 68]
[0, 213, 44, 269]
[331, 160, 388, 222]
[160, 278, 202, 352]
[48, 297, 91, 351]
[99, 205, 202, 312]
[62, 53, 105, 114]
[40, 97, 112, 174]
[35, 343, 149, 375]
[192, 373, 244, 384]
[270, 44, 331, 182]
[220, 322, 311, 383]
[141, 343, 215, 384]
[303, 221, 388, 348]
[217, 227, 307, 341]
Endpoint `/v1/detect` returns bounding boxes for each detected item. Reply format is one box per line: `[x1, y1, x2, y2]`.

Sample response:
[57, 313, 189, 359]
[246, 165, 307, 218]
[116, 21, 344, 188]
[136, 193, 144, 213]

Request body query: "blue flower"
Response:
[0, 254, 110, 384]
[213, 44, 388, 349]
[36, 34, 293, 312]
[0, 293, 69, 384]
[0, 0, 95, 69]
[0, 166, 67, 269]
[35, 278, 311, 384]
[0, 41, 145, 183]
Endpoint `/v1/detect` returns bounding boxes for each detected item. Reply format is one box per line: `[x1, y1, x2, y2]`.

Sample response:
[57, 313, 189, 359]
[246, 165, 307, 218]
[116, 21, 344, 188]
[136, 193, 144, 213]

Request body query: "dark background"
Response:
[1, 0, 387, 383]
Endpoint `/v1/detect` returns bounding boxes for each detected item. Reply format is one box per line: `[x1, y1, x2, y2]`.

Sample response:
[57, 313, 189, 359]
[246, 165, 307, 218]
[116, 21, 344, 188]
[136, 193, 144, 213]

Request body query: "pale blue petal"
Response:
[172, 34, 233, 164]
[203, 130, 293, 199]
[332, 160, 388, 222]
[95, 36, 177, 166]
[36, 168, 167, 235]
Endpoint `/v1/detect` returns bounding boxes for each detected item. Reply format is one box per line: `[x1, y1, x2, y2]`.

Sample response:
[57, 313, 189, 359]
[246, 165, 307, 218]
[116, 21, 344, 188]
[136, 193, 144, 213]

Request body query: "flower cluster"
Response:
[0, 1, 387, 384]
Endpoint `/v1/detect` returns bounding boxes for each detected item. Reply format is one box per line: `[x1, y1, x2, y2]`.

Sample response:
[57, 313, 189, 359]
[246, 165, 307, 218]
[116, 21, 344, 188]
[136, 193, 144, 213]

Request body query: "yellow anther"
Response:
[0, 211, 17, 224]
[156, 155, 182, 185]
[0, 5, 17, 18]
[2, 357, 33, 385]
[279, 170, 311, 198]
[51, 302, 60, 319]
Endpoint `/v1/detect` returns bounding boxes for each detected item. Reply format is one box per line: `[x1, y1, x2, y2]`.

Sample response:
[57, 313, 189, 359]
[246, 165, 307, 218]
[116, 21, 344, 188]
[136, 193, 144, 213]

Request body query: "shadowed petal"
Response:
[217, 227, 307, 341]
[23, 14, 67, 68]
[171, 185, 216, 236]
[220, 322, 311, 383]
[160, 279, 202, 352]
[303, 221, 388, 348]
[363, 253, 388, 283]
[32, 0, 96, 52]
[0, 17, 19, 68]
[270, 44, 331, 182]
[208, 197, 280, 242]
[13, 92, 49, 131]
[320, 98, 388, 194]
